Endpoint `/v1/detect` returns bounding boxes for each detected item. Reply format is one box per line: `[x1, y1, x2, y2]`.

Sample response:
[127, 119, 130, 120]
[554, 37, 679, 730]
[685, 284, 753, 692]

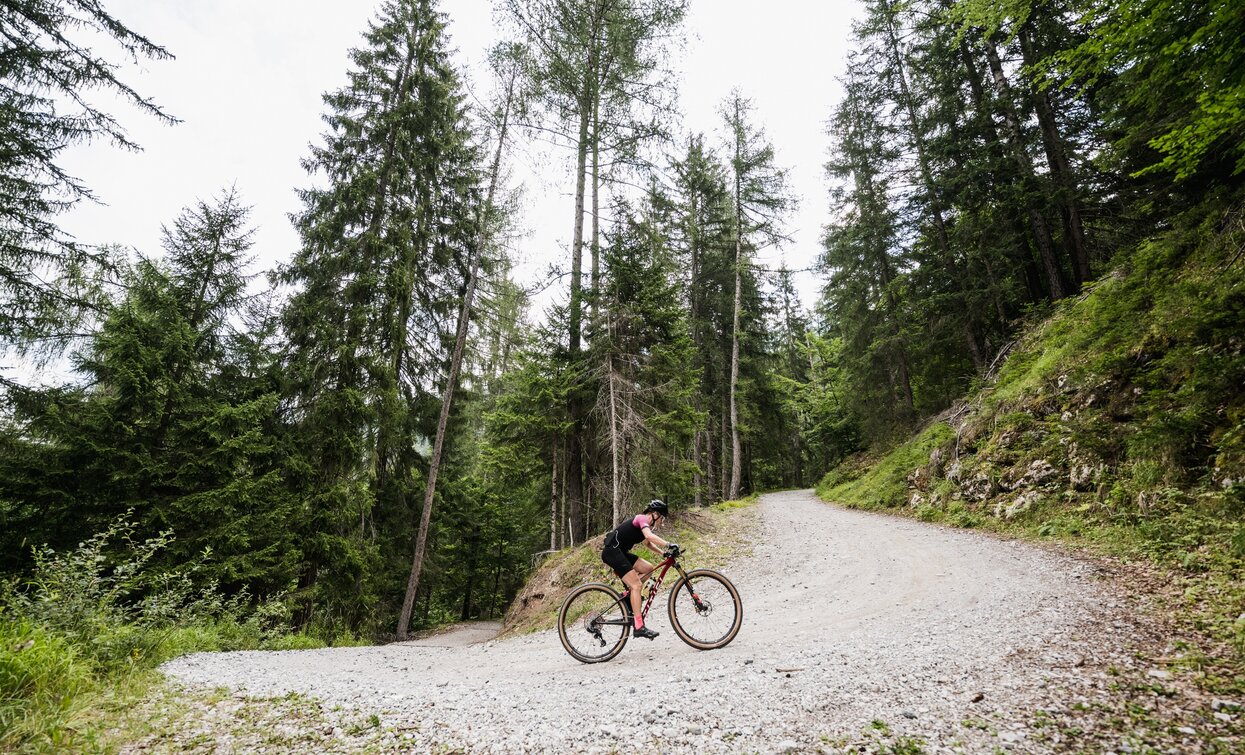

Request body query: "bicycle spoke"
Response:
[668, 570, 742, 650]
[558, 584, 630, 663]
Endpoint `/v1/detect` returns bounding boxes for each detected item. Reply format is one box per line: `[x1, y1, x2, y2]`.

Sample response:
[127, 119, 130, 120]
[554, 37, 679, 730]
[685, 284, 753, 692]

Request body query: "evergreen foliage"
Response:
[277, 0, 484, 630]
[0, 0, 175, 354]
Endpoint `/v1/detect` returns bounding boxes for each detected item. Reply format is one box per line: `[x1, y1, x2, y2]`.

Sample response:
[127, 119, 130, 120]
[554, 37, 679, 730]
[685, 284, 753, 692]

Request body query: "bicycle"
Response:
[557, 545, 742, 663]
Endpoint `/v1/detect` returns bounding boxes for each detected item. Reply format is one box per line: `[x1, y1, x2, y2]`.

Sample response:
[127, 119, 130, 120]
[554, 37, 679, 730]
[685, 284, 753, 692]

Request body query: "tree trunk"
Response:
[460, 526, 480, 621]
[1019, 24, 1089, 287]
[549, 443, 558, 550]
[396, 70, 515, 639]
[692, 430, 703, 508]
[982, 37, 1068, 300]
[728, 145, 744, 501]
[590, 95, 601, 326]
[880, 0, 984, 370]
[958, 35, 1048, 302]
[607, 346, 622, 525]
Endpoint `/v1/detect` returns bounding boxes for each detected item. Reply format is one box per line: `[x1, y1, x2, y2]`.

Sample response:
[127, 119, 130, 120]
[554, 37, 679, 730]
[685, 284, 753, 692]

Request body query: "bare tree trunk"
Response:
[982, 37, 1068, 300]
[705, 420, 717, 504]
[720, 402, 730, 499]
[564, 98, 592, 541]
[607, 348, 622, 525]
[728, 146, 744, 501]
[549, 444, 558, 550]
[396, 71, 515, 640]
[590, 95, 601, 326]
[1019, 24, 1089, 286]
[561, 437, 572, 546]
[692, 430, 703, 508]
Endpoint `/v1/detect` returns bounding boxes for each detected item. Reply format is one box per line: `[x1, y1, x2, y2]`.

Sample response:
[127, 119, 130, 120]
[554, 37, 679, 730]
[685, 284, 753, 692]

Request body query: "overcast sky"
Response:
[59, 0, 861, 313]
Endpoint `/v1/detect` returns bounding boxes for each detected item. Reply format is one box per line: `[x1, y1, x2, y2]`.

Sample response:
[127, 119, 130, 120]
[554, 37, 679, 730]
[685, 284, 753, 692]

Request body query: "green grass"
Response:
[0, 518, 333, 752]
[816, 423, 955, 510]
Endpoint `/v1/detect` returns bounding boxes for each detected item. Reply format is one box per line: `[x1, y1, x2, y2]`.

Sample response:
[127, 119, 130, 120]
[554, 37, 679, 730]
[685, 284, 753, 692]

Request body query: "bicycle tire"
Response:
[667, 569, 742, 650]
[557, 583, 631, 663]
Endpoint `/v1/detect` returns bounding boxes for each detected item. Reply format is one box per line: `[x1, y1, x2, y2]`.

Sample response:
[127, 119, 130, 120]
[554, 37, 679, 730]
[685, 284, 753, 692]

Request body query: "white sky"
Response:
[59, 0, 861, 315]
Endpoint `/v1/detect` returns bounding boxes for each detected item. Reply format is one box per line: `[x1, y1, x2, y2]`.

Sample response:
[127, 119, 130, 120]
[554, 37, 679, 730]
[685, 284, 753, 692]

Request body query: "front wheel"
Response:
[557, 583, 630, 663]
[667, 569, 742, 650]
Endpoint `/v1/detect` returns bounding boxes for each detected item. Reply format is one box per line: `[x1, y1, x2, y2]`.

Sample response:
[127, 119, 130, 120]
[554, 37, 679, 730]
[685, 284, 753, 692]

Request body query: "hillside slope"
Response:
[817, 198, 1245, 693]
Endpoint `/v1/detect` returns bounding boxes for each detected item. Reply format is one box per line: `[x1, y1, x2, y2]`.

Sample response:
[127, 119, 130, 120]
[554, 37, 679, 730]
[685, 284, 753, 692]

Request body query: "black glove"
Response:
[665, 543, 681, 557]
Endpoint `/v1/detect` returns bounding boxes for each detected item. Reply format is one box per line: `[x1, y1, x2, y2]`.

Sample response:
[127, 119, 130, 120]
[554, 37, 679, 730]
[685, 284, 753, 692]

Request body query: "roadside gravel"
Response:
[160, 490, 1240, 753]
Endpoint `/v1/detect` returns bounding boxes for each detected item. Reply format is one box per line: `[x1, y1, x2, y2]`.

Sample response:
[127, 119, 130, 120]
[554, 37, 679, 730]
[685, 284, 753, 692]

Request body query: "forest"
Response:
[1, 0, 1242, 655]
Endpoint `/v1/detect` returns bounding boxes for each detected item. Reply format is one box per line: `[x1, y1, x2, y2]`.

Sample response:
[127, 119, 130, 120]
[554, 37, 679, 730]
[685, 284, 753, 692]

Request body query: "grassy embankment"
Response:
[817, 198, 1245, 694]
[503, 496, 758, 636]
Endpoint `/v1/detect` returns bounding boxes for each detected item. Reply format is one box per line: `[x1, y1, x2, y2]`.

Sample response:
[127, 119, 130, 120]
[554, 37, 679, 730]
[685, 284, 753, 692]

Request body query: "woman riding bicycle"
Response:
[600, 499, 679, 639]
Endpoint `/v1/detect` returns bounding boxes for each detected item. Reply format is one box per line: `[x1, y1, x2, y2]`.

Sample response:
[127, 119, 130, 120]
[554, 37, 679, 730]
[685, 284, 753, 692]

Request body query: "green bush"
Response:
[0, 516, 306, 750]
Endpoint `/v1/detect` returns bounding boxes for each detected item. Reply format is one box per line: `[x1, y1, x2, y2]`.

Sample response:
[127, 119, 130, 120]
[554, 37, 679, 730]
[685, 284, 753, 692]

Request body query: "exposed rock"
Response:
[1070, 461, 1106, 490]
[908, 491, 927, 508]
[928, 446, 946, 477]
[994, 491, 1042, 520]
[907, 465, 932, 492]
[946, 459, 964, 483]
[1017, 459, 1058, 488]
[962, 472, 996, 502]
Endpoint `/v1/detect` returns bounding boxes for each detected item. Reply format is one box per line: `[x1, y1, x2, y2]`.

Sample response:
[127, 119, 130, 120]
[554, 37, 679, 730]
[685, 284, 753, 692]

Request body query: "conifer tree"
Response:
[821, 65, 918, 437]
[0, 0, 175, 355]
[721, 90, 792, 499]
[666, 136, 734, 505]
[0, 190, 298, 595]
[594, 193, 700, 522]
[498, 0, 687, 535]
[278, 0, 483, 628]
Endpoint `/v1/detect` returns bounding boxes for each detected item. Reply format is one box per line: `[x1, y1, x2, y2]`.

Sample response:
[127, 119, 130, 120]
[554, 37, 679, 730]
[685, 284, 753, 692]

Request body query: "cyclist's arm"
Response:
[641, 527, 671, 556]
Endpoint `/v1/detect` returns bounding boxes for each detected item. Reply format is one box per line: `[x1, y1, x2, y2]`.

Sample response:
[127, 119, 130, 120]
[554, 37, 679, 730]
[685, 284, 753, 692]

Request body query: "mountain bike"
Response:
[557, 546, 742, 663]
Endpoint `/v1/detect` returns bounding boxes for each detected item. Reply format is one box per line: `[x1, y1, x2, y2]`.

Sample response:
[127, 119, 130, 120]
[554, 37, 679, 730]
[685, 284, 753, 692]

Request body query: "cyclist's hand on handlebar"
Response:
[664, 543, 681, 558]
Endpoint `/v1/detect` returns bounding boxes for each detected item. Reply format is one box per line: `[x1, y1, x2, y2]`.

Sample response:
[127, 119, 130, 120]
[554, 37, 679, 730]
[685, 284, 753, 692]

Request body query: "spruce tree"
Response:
[721, 90, 792, 499]
[0, 0, 175, 355]
[498, 0, 688, 537]
[0, 190, 299, 595]
[278, 0, 483, 629]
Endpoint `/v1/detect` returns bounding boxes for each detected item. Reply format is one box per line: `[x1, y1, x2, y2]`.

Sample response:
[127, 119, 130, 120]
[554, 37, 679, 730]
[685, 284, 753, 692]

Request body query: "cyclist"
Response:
[600, 499, 679, 640]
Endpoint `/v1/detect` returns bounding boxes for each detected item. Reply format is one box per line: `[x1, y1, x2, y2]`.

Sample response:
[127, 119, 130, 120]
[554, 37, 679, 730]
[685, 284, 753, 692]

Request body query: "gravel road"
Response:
[163, 490, 1141, 753]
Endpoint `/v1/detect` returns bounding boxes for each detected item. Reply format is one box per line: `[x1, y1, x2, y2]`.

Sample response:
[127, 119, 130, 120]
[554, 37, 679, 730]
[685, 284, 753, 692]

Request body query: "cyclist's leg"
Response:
[618, 552, 645, 625]
[621, 568, 643, 620]
[632, 557, 655, 580]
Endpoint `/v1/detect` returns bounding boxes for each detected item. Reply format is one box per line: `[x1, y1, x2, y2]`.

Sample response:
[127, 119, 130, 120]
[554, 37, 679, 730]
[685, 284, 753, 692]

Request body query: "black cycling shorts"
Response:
[601, 547, 639, 578]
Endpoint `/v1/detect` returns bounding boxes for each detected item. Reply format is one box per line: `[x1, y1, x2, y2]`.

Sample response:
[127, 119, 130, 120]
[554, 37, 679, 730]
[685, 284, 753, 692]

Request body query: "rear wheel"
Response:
[667, 569, 742, 650]
[557, 583, 630, 663]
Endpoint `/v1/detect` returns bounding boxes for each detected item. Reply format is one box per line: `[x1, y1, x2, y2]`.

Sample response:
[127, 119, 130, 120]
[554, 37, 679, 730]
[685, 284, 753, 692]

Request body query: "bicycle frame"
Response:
[595, 554, 691, 627]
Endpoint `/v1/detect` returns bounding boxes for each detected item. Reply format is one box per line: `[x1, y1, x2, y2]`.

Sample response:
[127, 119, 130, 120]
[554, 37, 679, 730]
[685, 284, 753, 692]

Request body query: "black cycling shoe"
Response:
[633, 626, 659, 640]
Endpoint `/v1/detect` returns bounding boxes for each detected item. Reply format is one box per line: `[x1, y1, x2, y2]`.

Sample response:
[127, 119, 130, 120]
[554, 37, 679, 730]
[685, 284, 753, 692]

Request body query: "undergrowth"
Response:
[0, 517, 321, 753]
[816, 196, 1245, 694]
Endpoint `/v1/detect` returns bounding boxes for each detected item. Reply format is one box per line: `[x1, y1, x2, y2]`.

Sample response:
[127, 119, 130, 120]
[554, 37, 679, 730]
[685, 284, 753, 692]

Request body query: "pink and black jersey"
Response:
[603, 514, 653, 553]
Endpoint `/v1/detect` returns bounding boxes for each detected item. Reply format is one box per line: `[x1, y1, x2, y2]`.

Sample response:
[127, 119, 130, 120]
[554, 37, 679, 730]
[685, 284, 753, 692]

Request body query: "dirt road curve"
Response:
[164, 490, 1137, 753]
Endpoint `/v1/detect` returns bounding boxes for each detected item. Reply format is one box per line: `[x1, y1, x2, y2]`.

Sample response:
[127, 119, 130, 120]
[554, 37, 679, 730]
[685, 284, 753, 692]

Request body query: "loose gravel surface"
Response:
[161, 490, 1239, 753]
